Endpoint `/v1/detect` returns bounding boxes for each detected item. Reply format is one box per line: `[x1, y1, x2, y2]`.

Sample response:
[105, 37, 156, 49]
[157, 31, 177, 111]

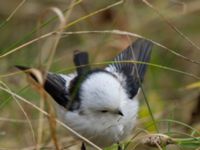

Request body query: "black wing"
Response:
[44, 73, 71, 107]
[15, 65, 74, 108]
[106, 38, 153, 98]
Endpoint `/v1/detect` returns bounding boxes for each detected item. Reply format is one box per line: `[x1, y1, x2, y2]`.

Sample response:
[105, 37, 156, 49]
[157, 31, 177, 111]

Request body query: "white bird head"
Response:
[79, 71, 126, 116]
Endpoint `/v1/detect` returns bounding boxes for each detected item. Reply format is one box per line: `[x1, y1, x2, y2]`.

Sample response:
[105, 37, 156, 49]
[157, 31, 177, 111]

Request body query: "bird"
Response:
[16, 38, 153, 149]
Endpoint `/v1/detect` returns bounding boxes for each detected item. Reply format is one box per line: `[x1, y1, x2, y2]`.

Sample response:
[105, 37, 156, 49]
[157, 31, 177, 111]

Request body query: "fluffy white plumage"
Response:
[57, 72, 139, 147]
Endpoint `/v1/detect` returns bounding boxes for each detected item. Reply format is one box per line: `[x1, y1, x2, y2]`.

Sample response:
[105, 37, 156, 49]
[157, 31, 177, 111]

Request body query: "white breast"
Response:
[56, 96, 139, 148]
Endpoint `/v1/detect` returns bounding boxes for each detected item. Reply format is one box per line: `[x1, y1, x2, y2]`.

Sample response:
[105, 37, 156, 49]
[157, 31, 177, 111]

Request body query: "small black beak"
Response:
[118, 110, 124, 116]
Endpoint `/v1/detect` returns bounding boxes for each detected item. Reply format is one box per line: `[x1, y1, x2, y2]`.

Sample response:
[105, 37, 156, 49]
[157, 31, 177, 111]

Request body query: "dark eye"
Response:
[100, 110, 108, 113]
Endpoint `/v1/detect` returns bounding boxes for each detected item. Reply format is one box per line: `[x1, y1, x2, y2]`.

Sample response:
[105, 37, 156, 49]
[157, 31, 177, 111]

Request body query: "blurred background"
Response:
[0, 0, 200, 149]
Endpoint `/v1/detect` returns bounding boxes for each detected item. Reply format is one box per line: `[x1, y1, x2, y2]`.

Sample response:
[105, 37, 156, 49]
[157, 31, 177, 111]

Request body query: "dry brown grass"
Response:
[0, 0, 200, 149]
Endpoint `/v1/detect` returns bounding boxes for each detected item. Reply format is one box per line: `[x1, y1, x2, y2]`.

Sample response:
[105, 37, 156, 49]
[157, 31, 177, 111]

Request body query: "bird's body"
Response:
[57, 71, 139, 147]
[16, 38, 153, 148]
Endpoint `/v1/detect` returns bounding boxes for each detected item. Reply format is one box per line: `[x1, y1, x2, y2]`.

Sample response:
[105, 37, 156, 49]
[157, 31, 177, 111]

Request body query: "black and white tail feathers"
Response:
[106, 38, 153, 98]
